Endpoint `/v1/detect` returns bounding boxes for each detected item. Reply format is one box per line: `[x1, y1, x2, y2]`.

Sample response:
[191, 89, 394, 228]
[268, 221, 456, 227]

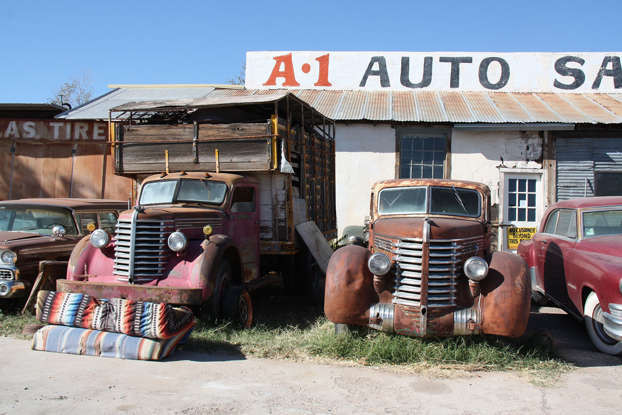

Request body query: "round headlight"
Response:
[368, 252, 391, 276]
[464, 256, 489, 281]
[0, 250, 17, 265]
[168, 231, 187, 252]
[0, 282, 9, 296]
[90, 229, 110, 249]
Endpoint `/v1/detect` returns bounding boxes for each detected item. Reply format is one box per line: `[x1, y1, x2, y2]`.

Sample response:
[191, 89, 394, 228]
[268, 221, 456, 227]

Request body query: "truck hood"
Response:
[373, 216, 485, 240]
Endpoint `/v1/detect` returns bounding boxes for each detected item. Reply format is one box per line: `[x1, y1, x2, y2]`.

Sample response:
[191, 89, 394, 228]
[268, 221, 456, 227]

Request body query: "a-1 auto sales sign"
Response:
[246, 52, 622, 93]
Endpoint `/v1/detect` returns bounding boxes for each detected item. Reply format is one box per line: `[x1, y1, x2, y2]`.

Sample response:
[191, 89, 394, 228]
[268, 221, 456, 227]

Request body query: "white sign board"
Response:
[246, 51, 622, 93]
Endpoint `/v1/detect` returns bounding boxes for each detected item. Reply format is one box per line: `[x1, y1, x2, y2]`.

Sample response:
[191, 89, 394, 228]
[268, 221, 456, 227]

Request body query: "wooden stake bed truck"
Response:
[57, 91, 336, 325]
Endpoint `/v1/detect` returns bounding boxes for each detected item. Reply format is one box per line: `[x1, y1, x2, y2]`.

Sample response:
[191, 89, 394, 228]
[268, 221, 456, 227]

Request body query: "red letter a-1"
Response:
[263, 53, 300, 86]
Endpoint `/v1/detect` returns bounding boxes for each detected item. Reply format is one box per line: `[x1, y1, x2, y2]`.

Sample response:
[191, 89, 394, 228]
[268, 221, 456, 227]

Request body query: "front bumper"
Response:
[0, 280, 26, 299]
[603, 303, 622, 341]
[57, 279, 203, 305]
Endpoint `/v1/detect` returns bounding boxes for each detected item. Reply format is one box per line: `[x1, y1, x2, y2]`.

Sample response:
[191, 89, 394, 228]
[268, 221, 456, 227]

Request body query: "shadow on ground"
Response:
[525, 306, 622, 367]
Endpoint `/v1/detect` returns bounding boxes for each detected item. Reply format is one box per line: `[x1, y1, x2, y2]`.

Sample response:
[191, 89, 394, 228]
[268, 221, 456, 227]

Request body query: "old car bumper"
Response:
[0, 280, 26, 298]
[603, 303, 622, 341]
[56, 279, 203, 305]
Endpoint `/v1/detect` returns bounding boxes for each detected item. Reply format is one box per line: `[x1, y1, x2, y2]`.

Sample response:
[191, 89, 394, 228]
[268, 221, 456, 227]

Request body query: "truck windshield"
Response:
[139, 179, 228, 205]
[378, 186, 481, 217]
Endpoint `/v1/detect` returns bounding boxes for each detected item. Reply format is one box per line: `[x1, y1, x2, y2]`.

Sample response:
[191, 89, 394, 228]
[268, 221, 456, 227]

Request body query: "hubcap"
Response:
[592, 304, 617, 346]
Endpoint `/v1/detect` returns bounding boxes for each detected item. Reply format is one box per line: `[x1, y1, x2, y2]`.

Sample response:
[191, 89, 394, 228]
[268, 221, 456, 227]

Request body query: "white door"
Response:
[503, 173, 542, 251]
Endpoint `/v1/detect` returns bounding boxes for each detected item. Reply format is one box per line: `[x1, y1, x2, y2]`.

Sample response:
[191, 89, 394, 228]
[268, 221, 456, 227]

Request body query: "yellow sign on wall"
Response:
[507, 227, 536, 250]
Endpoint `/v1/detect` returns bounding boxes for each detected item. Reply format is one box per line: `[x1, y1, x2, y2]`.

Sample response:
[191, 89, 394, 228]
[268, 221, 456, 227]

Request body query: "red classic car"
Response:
[518, 196, 622, 355]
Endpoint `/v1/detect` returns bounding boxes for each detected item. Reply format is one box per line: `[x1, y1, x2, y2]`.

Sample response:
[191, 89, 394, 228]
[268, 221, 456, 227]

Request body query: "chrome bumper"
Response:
[603, 303, 622, 341]
[0, 280, 26, 298]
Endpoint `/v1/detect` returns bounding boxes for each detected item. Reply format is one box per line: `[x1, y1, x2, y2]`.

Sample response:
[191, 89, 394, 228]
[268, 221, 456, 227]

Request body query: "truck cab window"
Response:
[231, 187, 255, 213]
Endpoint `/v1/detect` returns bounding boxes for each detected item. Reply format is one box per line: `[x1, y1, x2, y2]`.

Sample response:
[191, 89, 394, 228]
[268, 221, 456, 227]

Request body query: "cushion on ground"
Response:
[31, 324, 191, 360]
[36, 290, 195, 340]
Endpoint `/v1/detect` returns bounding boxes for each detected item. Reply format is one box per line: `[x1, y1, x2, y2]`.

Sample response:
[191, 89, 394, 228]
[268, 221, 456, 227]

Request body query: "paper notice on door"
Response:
[507, 227, 536, 250]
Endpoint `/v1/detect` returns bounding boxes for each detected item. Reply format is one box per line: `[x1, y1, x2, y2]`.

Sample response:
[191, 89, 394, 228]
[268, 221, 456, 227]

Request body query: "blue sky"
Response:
[1, 0, 619, 103]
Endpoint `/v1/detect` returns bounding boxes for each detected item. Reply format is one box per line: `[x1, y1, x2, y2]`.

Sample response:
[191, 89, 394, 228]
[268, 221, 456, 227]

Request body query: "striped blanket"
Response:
[36, 291, 195, 340]
[32, 325, 190, 360]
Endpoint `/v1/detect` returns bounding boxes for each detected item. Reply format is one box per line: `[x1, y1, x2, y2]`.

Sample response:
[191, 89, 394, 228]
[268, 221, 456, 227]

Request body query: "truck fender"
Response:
[324, 245, 378, 326]
[190, 234, 240, 305]
[66, 235, 94, 280]
[480, 251, 531, 337]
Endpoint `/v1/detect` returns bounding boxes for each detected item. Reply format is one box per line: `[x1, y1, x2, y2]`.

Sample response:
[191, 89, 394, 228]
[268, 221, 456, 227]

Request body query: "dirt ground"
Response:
[1, 307, 620, 415]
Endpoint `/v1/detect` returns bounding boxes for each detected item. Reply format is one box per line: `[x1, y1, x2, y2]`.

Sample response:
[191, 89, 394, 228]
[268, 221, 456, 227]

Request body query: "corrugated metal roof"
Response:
[57, 85, 228, 119]
[113, 91, 289, 112]
[58, 84, 622, 124]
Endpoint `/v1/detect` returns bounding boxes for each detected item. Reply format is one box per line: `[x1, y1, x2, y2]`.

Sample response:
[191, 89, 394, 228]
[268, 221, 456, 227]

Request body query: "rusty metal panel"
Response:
[438, 91, 473, 122]
[487, 92, 531, 122]
[335, 90, 366, 120]
[364, 91, 391, 121]
[589, 94, 622, 120]
[391, 92, 417, 122]
[511, 93, 564, 122]
[414, 91, 445, 122]
[562, 93, 620, 123]
[461, 92, 503, 123]
[294, 89, 321, 110]
[312, 91, 343, 119]
[534, 93, 591, 123]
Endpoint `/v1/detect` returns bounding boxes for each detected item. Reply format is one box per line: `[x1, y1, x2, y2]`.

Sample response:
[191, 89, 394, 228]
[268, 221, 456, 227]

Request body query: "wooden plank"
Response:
[116, 138, 273, 174]
[295, 221, 333, 274]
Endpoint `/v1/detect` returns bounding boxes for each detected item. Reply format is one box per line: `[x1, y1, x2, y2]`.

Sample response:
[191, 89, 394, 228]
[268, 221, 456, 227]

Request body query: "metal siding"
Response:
[312, 91, 344, 120]
[562, 94, 619, 124]
[414, 91, 445, 122]
[556, 138, 595, 200]
[364, 91, 391, 121]
[439, 91, 473, 122]
[335, 91, 367, 120]
[392, 92, 417, 122]
[461, 91, 504, 123]
[589, 94, 622, 119]
[511, 93, 563, 122]
[592, 137, 622, 171]
[536, 93, 591, 123]
[487, 92, 531, 123]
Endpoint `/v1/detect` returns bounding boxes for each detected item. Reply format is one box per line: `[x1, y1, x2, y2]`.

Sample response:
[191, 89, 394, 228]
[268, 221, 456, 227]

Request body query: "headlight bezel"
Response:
[464, 256, 489, 282]
[90, 229, 110, 249]
[368, 252, 392, 276]
[0, 250, 17, 265]
[167, 231, 188, 252]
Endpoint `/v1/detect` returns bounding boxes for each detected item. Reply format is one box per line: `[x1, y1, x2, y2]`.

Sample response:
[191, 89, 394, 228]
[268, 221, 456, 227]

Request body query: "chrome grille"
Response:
[113, 219, 173, 282]
[375, 235, 486, 308]
[0, 269, 14, 280]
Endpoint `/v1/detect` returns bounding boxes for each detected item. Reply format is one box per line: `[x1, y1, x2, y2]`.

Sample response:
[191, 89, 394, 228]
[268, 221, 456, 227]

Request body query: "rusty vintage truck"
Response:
[325, 178, 531, 338]
[56, 92, 336, 325]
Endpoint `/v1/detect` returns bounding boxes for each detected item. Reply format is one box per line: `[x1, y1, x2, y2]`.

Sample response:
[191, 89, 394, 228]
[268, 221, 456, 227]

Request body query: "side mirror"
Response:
[52, 225, 66, 238]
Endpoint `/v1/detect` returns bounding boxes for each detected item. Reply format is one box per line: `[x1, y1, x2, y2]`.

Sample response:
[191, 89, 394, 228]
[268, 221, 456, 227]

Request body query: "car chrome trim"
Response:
[603, 304, 622, 341]
[454, 300, 482, 335]
[368, 302, 394, 333]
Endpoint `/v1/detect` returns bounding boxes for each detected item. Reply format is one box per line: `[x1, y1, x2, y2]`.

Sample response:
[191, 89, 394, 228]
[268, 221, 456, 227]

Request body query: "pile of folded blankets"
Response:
[30, 290, 195, 361]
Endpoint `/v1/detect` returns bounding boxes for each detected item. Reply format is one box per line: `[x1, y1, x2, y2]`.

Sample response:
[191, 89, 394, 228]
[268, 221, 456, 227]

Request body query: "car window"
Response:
[555, 209, 577, 239]
[76, 213, 98, 234]
[98, 212, 118, 233]
[583, 209, 622, 238]
[0, 206, 78, 236]
[543, 210, 559, 233]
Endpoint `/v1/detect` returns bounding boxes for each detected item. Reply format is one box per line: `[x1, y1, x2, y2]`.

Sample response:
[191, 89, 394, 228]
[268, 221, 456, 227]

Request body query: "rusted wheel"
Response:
[222, 284, 253, 328]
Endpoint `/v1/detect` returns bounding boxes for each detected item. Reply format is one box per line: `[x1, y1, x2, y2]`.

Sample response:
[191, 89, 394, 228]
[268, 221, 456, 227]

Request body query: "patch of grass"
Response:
[0, 308, 38, 339]
[0, 294, 569, 375]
